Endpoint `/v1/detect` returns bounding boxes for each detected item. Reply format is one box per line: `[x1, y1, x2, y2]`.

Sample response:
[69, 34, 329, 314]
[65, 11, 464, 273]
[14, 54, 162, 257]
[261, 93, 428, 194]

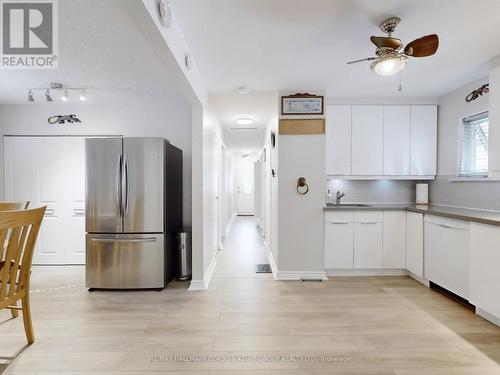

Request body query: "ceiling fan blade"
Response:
[404, 34, 439, 57]
[347, 57, 375, 64]
[370, 36, 402, 50]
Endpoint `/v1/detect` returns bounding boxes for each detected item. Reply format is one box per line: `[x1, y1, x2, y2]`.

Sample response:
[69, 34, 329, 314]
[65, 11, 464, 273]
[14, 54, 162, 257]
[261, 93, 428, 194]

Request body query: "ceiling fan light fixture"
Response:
[370, 54, 407, 76]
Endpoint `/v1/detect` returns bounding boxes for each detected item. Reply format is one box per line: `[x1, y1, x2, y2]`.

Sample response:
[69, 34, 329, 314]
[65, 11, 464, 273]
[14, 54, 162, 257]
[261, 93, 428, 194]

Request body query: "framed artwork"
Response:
[281, 93, 324, 115]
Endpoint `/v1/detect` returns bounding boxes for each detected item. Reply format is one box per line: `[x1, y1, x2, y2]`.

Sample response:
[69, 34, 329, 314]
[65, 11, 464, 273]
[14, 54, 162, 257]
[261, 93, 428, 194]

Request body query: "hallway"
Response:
[214, 216, 271, 279]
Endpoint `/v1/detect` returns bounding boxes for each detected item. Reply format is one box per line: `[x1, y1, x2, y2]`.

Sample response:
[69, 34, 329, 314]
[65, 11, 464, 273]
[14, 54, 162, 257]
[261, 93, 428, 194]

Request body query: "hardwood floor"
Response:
[1, 217, 500, 374]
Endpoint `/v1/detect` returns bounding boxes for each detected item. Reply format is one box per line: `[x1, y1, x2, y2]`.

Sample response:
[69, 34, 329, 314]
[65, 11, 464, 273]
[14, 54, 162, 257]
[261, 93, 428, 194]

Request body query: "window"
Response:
[459, 112, 489, 177]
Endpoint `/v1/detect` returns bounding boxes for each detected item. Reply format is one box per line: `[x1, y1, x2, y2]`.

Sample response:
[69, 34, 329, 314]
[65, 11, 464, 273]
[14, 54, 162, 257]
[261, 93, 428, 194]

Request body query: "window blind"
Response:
[459, 111, 489, 177]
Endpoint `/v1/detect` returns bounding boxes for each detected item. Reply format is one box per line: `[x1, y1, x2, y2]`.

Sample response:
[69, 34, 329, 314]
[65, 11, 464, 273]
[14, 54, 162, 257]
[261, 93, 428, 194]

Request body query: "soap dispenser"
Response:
[326, 189, 332, 205]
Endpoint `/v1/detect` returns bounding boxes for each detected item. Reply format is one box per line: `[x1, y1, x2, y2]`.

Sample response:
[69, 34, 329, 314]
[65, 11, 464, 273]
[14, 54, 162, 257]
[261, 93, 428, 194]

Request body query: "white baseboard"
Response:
[326, 269, 408, 277]
[188, 256, 217, 291]
[407, 271, 430, 287]
[476, 308, 500, 327]
[274, 270, 328, 281]
[268, 251, 278, 278]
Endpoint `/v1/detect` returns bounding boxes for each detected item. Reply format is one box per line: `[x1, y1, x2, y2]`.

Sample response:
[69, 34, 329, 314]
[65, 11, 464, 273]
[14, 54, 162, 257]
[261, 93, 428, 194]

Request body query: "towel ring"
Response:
[296, 177, 309, 195]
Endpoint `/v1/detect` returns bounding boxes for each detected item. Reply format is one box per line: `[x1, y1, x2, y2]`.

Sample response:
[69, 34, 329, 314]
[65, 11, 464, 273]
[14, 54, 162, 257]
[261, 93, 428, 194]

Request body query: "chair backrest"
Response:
[0, 201, 30, 211]
[0, 206, 46, 301]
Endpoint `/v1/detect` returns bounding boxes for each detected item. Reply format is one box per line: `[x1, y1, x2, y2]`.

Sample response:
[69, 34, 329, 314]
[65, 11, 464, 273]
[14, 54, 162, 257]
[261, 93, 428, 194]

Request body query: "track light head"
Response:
[28, 90, 35, 102]
[79, 89, 86, 101]
[45, 90, 53, 102]
[61, 89, 69, 102]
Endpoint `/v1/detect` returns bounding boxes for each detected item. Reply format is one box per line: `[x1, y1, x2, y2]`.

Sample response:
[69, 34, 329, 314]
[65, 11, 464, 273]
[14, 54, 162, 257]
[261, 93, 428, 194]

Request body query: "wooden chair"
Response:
[0, 206, 46, 344]
[0, 202, 30, 211]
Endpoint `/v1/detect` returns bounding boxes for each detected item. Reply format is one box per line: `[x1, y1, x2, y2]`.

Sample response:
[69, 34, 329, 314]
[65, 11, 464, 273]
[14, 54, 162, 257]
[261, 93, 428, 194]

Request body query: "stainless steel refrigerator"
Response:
[85, 137, 182, 290]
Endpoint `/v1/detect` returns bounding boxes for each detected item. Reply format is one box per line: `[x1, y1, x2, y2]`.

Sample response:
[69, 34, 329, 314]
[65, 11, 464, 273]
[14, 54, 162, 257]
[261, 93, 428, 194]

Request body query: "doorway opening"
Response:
[214, 152, 270, 278]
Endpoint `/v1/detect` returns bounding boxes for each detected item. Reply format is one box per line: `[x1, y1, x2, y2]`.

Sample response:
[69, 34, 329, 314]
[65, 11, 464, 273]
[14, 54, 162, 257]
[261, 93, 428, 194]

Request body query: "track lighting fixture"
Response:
[26, 82, 89, 103]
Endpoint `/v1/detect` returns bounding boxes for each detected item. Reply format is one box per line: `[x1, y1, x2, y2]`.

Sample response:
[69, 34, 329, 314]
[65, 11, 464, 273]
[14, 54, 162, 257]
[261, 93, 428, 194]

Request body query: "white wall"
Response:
[0, 97, 192, 226]
[437, 77, 489, 175]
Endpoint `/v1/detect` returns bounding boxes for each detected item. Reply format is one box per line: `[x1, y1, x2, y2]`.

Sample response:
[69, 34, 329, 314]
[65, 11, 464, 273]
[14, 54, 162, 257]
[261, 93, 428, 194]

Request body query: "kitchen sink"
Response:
[326, 203, 371, 207]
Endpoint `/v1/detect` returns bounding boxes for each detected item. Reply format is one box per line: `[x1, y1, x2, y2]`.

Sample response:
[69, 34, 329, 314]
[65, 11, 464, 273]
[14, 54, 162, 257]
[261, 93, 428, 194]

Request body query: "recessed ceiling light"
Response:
[236, 117, 253, 126]
[237, 87, 251, 94]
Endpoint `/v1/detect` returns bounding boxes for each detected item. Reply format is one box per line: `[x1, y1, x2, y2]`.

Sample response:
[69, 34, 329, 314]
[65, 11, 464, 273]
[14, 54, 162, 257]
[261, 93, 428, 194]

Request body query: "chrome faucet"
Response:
[336, 190, 345, 205]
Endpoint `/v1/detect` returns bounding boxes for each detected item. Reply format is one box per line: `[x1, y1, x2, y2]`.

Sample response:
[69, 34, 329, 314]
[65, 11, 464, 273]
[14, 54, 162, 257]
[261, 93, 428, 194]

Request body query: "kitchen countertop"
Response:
[324, 204, 500, 226]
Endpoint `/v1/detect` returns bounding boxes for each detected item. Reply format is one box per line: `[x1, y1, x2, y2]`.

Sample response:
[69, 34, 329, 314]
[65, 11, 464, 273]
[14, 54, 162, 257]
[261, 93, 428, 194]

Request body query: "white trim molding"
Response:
[326, 269, 408, 277]
[273, 270, 328, 281]
[476, 308, 500, 327]
[268, 251, 278, 278]
[188, 256, 217, 291]
[407, 271, 430, 287]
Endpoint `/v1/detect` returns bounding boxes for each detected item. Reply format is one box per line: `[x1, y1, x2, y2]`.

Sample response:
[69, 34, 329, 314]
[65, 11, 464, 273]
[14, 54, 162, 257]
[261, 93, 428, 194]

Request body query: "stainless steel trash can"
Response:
[177, 231, 192, 280]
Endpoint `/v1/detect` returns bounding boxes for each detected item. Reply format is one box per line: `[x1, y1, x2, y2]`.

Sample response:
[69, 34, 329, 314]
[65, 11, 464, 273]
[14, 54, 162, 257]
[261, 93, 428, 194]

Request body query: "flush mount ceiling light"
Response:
[237, 87, 251, 94]
[347, 16, 439, 77]
[235, 117, 254, 126]
[26, 82, 89, 103]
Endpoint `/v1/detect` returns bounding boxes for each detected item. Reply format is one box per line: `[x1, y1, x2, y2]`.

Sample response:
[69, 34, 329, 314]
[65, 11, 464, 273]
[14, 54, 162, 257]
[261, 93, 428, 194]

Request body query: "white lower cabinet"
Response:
[324, 222, 354, 269]
[470, 223, 500, 321]
[383, 211, 406, 268]
[325, 210, 405, 271]
[324, 211, 354, 269]
[405, 211, 424, 277]
[354, 211, 383, 268]
[424, 216, 470, 299]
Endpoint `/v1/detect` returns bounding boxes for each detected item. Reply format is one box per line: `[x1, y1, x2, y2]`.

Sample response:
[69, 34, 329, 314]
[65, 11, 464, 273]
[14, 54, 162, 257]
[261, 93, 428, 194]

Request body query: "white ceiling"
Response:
[210, 91, 277, 151]
[0, 0, 181, 104]
[173, 0, 500, 98]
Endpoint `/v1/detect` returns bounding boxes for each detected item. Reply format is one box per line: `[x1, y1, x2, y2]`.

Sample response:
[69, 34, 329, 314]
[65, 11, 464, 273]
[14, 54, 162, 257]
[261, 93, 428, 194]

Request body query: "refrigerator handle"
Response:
[123, 154, 129, 215]
[116, 154, 123, 216]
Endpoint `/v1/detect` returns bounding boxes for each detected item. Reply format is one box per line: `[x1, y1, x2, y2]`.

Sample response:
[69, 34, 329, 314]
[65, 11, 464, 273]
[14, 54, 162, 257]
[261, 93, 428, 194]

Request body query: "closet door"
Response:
[4, 137, 86, 265]
[65, 138, 86, 264]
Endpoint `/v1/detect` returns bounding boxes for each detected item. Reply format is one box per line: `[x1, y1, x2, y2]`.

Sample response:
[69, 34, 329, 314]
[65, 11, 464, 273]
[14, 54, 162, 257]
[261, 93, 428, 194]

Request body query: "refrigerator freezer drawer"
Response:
[86, 233, 164, 289]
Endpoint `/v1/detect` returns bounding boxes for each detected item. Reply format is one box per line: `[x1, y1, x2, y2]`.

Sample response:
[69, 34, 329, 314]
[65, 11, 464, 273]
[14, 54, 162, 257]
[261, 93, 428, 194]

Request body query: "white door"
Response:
[384, 106, 411, 175]
[4, 136, 86, 265]
[326, 105, 351, 175]
[410, 105, 437, 176]
[383, 211, 406, 268]
[351, 106, 384, 175]
[236, 161, 254, 215]
[406, 211, 424, 277]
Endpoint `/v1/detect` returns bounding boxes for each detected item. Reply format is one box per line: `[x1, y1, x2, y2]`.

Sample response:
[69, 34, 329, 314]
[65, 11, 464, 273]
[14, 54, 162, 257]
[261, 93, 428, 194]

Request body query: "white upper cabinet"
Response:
[351, 106, 384, 175]
[384, 106, 411, 175]
[410, 105, 437, 176]
[326, 105, 351, 175]
[325, 104, 437, 178]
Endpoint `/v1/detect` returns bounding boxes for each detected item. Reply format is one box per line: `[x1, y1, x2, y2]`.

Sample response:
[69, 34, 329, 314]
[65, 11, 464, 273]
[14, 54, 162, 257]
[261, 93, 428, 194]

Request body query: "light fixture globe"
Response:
[370, 54, 407, 76]
[236, 117, 254, 126]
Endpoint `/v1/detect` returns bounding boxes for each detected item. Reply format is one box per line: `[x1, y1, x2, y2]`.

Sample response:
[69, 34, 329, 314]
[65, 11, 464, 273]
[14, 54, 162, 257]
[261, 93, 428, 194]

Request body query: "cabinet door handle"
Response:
[359, 222, 378, 224]
[329, 222, 349, 225]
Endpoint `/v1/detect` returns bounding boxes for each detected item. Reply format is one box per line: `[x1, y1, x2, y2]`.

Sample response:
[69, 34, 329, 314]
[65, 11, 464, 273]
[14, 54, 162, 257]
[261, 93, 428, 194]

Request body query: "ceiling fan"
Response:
[347, 17, 439, 76]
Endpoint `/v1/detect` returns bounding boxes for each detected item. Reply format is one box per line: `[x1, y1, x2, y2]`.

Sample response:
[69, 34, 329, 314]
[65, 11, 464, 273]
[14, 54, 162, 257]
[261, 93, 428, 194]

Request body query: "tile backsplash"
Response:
[429, 175, 500, 211]
[326, 179, 416, 204]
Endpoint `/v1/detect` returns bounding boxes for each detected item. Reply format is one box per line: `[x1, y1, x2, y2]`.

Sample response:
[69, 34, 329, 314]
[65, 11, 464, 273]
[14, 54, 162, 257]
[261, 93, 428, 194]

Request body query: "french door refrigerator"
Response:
[85, 137, 182, 290]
